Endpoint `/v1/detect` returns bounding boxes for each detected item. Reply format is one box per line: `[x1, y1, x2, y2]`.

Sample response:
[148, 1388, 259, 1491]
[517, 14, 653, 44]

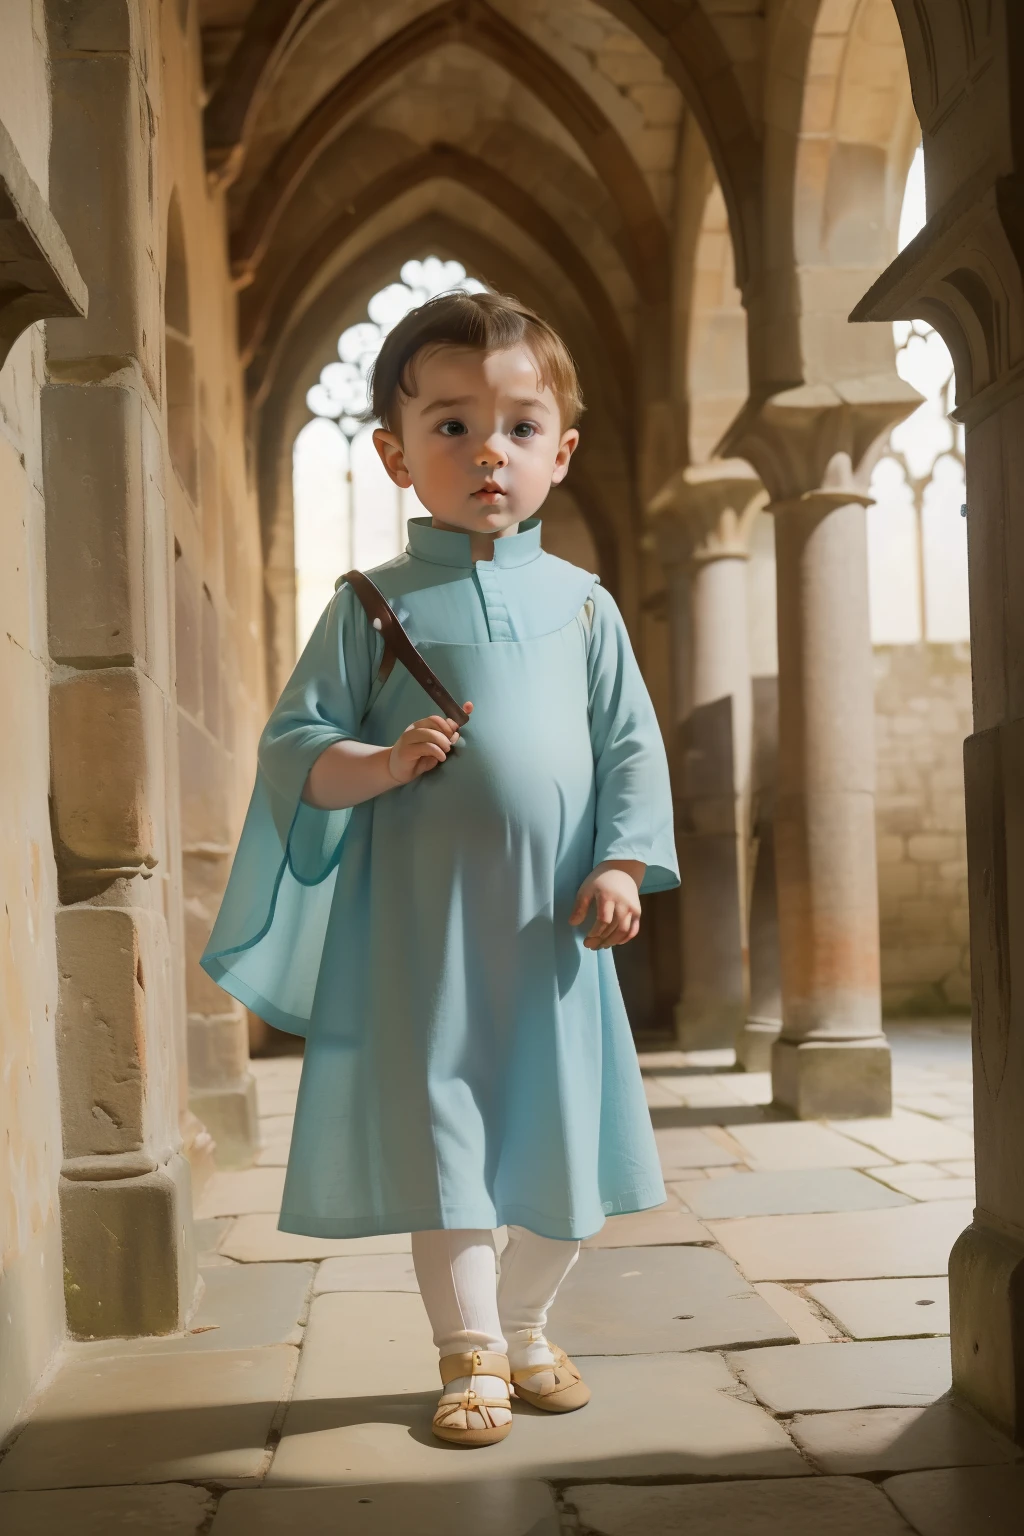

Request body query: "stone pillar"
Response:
[850, 12, 1024, 1424]
[770, 484, 891, 1115]
[650, 462, 765, 1050]
[724, 386, 916, 1116]
[43, 1, 197, 1336]
[738, 677, 782, 1071]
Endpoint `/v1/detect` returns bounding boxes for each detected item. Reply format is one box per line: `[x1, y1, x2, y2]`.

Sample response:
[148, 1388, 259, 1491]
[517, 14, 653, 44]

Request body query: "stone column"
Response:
[725, 386, 916, 1117]
[650, 462, 765, 1050]
[738, 676, 782, 1071]
[770, 483, 890, 1114]
[851, 11, 1024, 1427]
[42, 1, 197, 1336]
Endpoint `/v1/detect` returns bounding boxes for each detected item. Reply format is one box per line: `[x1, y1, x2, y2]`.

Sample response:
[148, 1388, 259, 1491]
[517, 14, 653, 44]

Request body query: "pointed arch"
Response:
[228, 1, 670, 299]
[239, 143, 635, 405]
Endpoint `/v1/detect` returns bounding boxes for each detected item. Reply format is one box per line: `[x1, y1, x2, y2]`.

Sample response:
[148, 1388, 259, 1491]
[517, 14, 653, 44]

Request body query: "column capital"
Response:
[852, 171, 1024, 430]
[719, 379, 920, 506]
[647, 459, 767, 566]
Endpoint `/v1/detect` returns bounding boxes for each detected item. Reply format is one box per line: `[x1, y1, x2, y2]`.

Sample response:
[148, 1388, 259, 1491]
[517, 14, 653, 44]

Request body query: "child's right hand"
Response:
[387, 706, 472, 783]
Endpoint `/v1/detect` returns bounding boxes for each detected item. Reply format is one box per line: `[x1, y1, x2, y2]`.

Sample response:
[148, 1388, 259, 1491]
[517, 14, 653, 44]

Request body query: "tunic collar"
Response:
[406, 516, 542, 569]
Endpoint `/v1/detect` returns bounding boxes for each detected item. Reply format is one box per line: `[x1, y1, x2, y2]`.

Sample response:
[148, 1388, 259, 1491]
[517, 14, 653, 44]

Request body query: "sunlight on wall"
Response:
[293, 259, 486, 651]
[867, 147, 970, 645]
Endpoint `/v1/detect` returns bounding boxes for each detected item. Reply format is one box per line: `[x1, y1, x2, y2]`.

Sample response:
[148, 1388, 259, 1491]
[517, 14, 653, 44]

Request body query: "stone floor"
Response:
[2, 1020, 1022, 1533]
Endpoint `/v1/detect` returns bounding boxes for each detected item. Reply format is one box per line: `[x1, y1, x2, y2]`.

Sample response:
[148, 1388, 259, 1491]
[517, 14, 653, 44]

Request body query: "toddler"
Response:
[203, 291, 678, 1446]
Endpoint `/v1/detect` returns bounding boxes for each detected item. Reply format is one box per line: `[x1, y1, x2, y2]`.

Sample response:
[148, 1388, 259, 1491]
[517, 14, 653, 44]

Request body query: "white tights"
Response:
[411, 1226, 581, 1416]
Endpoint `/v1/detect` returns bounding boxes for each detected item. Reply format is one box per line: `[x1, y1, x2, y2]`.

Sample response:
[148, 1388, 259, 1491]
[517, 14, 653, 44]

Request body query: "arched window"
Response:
[293, 258, 486, 650]
[867, 147, 969, 645]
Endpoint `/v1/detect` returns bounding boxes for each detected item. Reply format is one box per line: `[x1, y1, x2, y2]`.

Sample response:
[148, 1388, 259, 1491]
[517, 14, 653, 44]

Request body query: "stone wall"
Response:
[874, 644, 972, 1015]
[0, 0, 67, 1448]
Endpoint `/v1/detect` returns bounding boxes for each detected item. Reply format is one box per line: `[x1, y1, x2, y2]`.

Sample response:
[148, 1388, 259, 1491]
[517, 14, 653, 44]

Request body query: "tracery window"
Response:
[293, 258, 486, 650]
[866, 148, 969, 645]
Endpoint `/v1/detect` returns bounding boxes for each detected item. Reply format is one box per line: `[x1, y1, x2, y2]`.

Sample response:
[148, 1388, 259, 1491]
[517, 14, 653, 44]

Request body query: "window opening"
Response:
[293, 258, 486, 651]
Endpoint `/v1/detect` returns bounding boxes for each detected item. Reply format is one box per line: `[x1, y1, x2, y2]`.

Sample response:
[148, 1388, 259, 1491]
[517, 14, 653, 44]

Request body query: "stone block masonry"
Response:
[874, 644, 972, 1015]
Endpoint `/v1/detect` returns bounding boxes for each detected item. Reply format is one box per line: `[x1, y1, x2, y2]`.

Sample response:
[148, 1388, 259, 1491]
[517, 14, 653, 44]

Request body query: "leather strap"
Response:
[342, 570, 470, 727]
[439, 1349, 511, 1386]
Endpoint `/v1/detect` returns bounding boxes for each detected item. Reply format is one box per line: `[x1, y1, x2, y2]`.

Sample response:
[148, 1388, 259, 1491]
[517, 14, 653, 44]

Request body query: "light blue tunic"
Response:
[202, 517, 678, 1240]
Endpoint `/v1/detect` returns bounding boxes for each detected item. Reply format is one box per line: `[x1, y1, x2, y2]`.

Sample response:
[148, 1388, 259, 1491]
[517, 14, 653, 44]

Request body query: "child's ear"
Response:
[373, 428, 413, 488]
[550, 427, 579, 485]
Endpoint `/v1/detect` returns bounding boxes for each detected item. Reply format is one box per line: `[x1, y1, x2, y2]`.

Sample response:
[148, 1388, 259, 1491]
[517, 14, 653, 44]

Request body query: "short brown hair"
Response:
[367, 289, 584, 432]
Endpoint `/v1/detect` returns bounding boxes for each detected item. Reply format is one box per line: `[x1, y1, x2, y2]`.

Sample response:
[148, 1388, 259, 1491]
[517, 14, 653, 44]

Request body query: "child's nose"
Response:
[476, 437, 508, 468]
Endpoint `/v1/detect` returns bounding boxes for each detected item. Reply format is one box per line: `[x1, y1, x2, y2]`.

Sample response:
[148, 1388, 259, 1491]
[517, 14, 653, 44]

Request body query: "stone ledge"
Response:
[0, 118, 86, 370]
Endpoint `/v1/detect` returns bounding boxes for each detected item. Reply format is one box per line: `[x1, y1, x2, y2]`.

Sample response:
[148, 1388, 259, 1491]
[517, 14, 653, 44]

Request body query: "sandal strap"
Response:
[438, 1349, 511, 1387]
[511, 1348, 581, 1392]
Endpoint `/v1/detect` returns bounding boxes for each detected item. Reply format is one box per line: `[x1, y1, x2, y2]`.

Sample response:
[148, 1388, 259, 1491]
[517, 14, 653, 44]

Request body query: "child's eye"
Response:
[438, 419, 467, 436]
[511, 422, 537, 439]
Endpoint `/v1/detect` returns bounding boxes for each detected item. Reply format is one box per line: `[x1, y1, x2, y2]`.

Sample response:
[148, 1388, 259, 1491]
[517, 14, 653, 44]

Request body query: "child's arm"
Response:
[569, 585, 680, 947]
[303, 711, 468, 809]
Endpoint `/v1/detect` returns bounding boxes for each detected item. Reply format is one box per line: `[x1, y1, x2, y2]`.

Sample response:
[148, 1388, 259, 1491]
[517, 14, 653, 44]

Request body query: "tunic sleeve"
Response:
[200, 582, 381, 1036]
[587, 585, 680, 895]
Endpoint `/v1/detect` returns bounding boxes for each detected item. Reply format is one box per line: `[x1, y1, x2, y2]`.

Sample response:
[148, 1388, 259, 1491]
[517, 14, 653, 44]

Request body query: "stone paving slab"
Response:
[195, 1168, 287, 1218]
[884, 1177, 975, 1202]
[64, 1264, 316, 1356]
[882, 1464, 1024, 1534]
[546, 1245, 797, 1354]
[644, 1078, 684, 1107]
[195, 1216, 233, 1256]
[753, 1283, 834, 1343]
[211, 1480, 560, 1534]
[790, 1401, 1020, 1475]
[727, 1338, 952, 1413]
[219, 1214, 411, 1262]
[0, 1346, 298, 1490]
[293, 1292, 438, 1398]
[566, 1476, 918, 1535]
[258, 1114, 295, 1139]
[268, 1352, 809, 1486]
[727, 1122, 892, 1170]
[256, 1086, 300, 1116]
[314, 1254, 420, 1293]
[0, 1484, 214, 1534]
[708, 1200, 974, 1281]
[807, 1278, 950, 1339]
[673, 1168, 910, 1219]
[583, 1206, 711, 1247]
[938, 1160, 974, 1178]
[837, 1111, 975, 1163]
[653, 1126, 740, 1172]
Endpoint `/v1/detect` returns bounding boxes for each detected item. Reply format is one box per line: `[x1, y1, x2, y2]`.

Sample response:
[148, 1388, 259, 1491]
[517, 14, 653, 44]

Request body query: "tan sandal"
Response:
[432, 1349, 513, 1448]
[511, 1342, 590, 1413]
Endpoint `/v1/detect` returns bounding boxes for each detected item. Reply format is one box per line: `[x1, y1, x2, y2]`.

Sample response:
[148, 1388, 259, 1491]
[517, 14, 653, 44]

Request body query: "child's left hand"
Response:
[569, 862, 642, 949]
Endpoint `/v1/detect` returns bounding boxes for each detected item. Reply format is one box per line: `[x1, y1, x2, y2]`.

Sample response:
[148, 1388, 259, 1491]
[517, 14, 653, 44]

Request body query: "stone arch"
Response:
[204, 0, 758, 294]
[758, 0, 918, 390]
[239, 145, 635, 407]
[165, 189, 197, 502]
[254, 214, 632, 700]
[670, 121, 750, 472]
[228, 2, 671, 299]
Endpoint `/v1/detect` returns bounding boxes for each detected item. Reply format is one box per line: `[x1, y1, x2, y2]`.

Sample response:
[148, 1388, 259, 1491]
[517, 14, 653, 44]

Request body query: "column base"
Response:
[190, 1073, 260, 1169]
[737, 1015, 782, 1072]
[675, 999, 745, 1052]
[60, 1151, 197, 1339]
[949, 1217, 1024, 1444]
[771, 1036, 892, 1119]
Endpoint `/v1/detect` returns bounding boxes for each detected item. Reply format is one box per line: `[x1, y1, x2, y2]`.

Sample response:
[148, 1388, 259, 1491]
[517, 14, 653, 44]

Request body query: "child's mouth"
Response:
[473, 487, 505, 504]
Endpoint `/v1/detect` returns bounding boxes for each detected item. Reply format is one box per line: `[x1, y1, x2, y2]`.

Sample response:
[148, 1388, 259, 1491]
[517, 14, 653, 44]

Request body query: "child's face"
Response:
[372, 345, 578, 540]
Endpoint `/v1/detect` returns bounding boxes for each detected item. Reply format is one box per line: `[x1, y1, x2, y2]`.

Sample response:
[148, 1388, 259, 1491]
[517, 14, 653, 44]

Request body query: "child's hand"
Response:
[569, 865, 641, 949]
[387, 707, 471, 784]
